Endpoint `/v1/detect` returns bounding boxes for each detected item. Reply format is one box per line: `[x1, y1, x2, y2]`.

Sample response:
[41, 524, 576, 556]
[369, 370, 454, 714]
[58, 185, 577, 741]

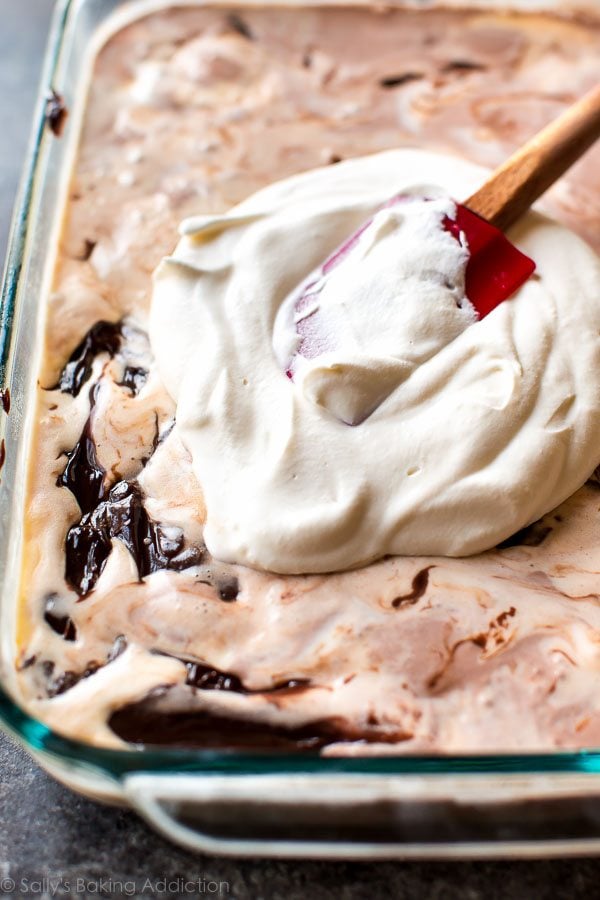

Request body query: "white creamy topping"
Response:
[273, 194, 476, 425]
[151, 150, 600, 574]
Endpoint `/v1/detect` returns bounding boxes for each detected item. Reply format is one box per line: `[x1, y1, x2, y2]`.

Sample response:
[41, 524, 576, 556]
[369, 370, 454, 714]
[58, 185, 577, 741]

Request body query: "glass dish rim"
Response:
[2, 0, 600, 787]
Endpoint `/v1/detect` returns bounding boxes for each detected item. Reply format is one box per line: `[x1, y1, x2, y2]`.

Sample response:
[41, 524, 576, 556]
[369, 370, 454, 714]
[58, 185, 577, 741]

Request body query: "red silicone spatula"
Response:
[289, 82, 600, 364]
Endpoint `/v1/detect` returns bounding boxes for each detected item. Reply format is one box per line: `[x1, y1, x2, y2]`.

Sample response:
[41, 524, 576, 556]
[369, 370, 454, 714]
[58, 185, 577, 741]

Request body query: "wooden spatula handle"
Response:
[465, 83, 600, 233]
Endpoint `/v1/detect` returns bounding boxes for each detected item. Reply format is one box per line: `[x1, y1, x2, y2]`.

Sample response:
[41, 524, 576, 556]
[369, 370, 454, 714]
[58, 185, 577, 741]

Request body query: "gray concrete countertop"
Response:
[2, 2, 600, 897]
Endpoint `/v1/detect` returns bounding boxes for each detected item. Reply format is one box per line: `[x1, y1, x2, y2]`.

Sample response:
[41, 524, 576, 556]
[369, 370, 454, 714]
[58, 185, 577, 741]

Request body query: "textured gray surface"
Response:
[0, 0, 51, 260]
[2, 1, 600, 897]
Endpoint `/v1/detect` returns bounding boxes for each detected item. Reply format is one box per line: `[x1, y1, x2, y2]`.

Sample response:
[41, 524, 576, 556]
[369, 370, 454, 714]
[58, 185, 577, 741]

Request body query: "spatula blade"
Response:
[445, 204, 536, 319]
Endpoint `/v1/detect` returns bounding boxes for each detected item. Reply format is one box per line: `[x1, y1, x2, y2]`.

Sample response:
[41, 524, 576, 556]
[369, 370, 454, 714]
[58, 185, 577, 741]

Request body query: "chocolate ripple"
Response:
[184, 659, 310, 695]
[55, 325, 204, 594]
[109, 704, 412, 751]
[65, 480, 204, 595]
[43, 594, 77, 641]
[54, 321, 124, 398]
[497, 520, 553, 549]
[57, 384, 107, 516]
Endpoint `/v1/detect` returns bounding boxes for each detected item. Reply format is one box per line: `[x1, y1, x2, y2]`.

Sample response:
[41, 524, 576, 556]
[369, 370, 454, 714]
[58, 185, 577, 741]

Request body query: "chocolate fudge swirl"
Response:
[54, 322, 204, 594]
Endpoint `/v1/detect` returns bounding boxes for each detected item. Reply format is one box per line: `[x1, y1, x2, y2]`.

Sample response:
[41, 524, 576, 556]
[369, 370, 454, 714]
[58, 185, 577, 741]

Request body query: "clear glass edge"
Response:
[1, 0, 600, 788]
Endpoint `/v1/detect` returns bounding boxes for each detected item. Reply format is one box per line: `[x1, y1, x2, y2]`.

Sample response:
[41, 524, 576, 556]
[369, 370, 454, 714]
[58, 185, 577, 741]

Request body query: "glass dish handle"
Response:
[123, 771, 600, 858]
[124, 772, 415, 859]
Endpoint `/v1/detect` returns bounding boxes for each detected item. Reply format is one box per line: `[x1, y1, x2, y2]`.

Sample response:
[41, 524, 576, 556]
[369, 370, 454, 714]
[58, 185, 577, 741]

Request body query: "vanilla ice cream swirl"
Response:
[151, 150, 600, 574]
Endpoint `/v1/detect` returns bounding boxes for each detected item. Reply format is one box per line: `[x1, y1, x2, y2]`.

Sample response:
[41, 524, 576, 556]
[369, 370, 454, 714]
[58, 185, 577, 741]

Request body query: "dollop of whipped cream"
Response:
[151, 150, 600, 574]
[273, 193, 476, 425]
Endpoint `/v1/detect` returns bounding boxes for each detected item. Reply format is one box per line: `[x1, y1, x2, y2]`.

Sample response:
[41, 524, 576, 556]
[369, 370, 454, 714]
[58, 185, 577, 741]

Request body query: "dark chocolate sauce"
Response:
[392, 566, 434, 609]
[45, 89, 68, 137]
[65, 480, 204, 595]
[108, 705, 411, 751]
[65, 522, 112, 595]
[217, 575, 239, 602]
[184, 659, 310, 695]
[496, 607, 517, 628]
[589, 466, 600, 487]
[57, 387, 107, 515]
[42, 636, 126, 698]
[99, 481, 203, 579]
[117, 366, 148, 396]
[47, 662, 100, 698]
[43, 594, 77, 641]
[109, 707, 330, 751]
[497, 521, 552, 549]
[40, 658, 100, 697]
[79, 239, 97, 261]
[227, 13, 254, 40]
[262, 678, 311, 696]
[53, 320, 204, 594]
[42, 660, 55, 678]
[0, 388, 10, 414]
[441, 60, 486, 74]
[185, 662, 245, 692]
[379, 72, 423, 88]
[54, 320, 124, 397]
[0, 439, 5, 471]
[196, 570, 243, 602]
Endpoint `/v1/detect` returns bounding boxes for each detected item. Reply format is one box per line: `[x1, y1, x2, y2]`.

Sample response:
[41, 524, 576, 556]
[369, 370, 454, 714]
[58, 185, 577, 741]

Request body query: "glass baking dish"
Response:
[2, 0, 600, 858]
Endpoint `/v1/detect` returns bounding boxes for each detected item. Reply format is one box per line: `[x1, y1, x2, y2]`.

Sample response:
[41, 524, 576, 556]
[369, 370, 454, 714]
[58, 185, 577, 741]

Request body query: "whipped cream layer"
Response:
[274, 194, 476, 426]
[151, 149, 600, 574]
